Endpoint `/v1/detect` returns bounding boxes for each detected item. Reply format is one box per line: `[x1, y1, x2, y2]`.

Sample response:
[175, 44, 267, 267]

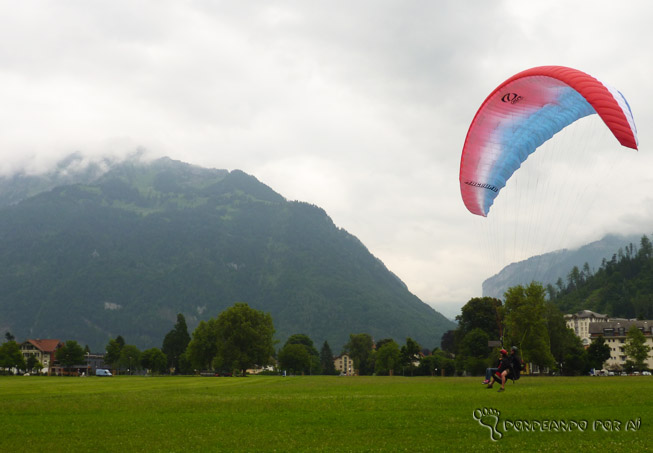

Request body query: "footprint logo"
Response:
[473, 407, 503, 441]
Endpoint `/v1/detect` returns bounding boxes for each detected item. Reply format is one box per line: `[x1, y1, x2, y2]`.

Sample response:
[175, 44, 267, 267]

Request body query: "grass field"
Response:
[1, 375, 651, 452]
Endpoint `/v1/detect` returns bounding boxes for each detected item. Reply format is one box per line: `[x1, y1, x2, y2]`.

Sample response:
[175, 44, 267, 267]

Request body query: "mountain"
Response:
[482, 233, 643, 299]
[0, 152, 130, 208]
[550, 236, 653, 319]
[0, 156, 454, 352]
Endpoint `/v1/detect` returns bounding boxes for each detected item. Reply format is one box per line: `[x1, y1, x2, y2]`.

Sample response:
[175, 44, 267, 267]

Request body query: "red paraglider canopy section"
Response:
[466, 66, 638, 150]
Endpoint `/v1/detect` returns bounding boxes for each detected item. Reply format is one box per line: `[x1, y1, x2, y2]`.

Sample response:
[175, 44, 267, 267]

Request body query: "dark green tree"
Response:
[459, 329, 490, 358]
[400, 337, 422, 376]
[545, 302, 575, 372]
[587, 335, 611, 371]
[418, 354, 437, 376]
[343, 333, 374, 375]
[4, 331, 15, 342]
[559, 331, 589, 376]
[187, 318, 220, 371]
[375, 340, 401, 376]
[432, 349, 456, 376]
[0, 340, 26, 372]
[214, 303, 275, 376]
[278, 343, 311, 374]
[55, 340, 86, 373]
[638, 235, 653, 260]
[375, 338, 395, 350]
[284, 334, 318, 355]
[178, 352, 193, 375]
[439, 330, 457, 354]
[141, 348, 168, 375]
[458, 329, 490, 376]
[25, 354, 43, 374]
[162, 314, 191, 375]
[456, 297, 503, 340]
[504, 283, 555, 371]
[319, 341, 337, 375]
[118, 345, 142, 375]
[282, 334, 320, 374]
[105, 336, 125, 370]
[624, 325, 651, 371]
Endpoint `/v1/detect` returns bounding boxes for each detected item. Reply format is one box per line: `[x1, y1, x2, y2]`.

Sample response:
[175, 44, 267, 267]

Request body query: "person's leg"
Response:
[484, 367, 497, 383]
[488, 371, 500, 388]
[500, 370, 508, 389]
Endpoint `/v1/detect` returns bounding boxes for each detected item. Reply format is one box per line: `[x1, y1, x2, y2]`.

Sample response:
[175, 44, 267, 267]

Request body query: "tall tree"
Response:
[375, 338, 395, 351]
[504, 282, 555, 371]
[558, 331, 589, 376]
[343, 333, 374, 375]
[105, 336, 125, 370]
[285, 334, 319, 355]
[624, 325, 651, 371]
[439, 330, 457, 354]
[141, 348, 168, 375]
[545, 302, 574, 372]
[586, 335, 611, 371]
[118, 345, 142, 375]
[0, 340, 26, 372]
[187, 318, 220, 371]
[281, 334, 320, 374]
[638, 235, 653, 259]
[400, 337, 422, 377]
[319, 341, 337, 375]
[162, 314, 191, 375]
[375, 340, 401, 376]
[456, 297, 503, 340]
[55, 340, 86, 373]
[457, 329, 490, 376]
[278, 344, 311, 374]
[214, 303, 275, 376]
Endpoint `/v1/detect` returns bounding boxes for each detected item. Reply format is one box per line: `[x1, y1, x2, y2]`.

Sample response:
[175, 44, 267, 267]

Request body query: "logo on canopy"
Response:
[501, 93, 523, 104]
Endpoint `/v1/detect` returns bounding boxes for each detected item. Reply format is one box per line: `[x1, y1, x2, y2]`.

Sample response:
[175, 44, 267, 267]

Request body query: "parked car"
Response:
[96, 368, 112, 377]
[642, 371, 651, 376]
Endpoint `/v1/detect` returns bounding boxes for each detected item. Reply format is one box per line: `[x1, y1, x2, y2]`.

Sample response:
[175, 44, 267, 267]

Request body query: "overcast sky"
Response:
[1, 1, 651, 318]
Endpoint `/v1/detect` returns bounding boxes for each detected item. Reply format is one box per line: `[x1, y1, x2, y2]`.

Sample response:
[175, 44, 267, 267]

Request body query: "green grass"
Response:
[1, 375, 651, 451]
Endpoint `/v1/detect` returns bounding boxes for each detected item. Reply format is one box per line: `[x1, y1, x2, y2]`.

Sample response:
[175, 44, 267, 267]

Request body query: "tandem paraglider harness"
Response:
[492, 346, 525, 384]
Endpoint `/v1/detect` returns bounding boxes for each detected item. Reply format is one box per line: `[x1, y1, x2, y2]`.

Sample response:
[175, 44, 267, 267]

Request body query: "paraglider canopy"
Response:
[459, 66, 638, 217]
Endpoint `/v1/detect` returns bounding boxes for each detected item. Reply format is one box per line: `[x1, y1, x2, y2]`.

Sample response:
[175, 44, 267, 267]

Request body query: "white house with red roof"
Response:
[20, 339, 63, 375]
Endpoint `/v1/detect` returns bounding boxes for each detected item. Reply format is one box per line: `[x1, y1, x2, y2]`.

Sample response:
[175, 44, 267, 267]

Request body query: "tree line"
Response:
[548, 235, 653, 319]
[103, 302, 457, 377]
[442, 282, 651, 376]
[1, 302, 456, 377]
[5, 283, 648, 377]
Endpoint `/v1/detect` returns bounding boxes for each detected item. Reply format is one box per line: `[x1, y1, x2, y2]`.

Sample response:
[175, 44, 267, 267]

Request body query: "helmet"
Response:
[500, 349, 508, 355]
[511, 346, 518, 352]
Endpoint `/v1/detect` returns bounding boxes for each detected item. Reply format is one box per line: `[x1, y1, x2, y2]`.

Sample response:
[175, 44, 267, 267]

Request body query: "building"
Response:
[19, 339, 63, 375]
[589, 320, 653, 370]
[564, 310, 609, 346]
[84, 353, 108, 374]
[334, 354, 355, 376]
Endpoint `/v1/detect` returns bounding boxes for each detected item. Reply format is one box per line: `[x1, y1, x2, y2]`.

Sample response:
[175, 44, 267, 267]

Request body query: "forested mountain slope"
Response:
[0, 157, 453, 351]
